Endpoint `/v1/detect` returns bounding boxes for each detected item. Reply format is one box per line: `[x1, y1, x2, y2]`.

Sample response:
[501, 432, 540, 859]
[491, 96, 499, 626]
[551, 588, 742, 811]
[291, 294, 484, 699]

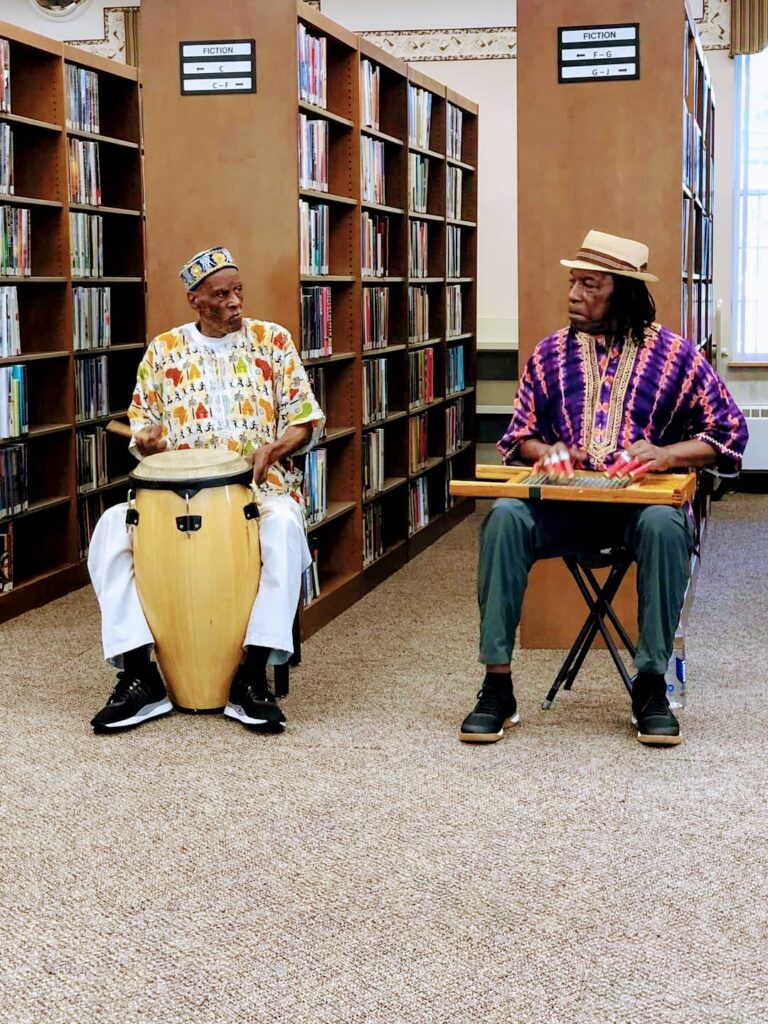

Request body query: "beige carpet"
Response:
[1, 493, 767, 1024]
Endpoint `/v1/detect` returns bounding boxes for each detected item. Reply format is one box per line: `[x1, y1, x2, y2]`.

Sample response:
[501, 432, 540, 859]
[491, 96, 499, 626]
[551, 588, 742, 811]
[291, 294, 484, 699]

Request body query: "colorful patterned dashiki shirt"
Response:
[128, 318, 325, 506]
[498, 323, 747, 472]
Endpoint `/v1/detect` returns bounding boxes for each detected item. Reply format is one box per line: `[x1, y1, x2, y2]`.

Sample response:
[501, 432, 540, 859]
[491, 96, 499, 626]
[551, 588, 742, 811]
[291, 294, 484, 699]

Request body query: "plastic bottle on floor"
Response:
[665, 635, 686, 709]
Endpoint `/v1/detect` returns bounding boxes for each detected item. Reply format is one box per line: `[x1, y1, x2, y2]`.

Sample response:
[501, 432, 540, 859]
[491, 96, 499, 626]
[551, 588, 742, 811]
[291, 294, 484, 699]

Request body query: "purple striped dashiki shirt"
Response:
[498, 323, 748, 473]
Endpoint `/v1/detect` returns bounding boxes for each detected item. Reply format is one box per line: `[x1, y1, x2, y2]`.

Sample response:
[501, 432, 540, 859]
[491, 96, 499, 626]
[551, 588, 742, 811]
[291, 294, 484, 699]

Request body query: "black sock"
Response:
[484, 671, 512, 690]
[123, 645, 151, 676]
[243, 645, 270, 679]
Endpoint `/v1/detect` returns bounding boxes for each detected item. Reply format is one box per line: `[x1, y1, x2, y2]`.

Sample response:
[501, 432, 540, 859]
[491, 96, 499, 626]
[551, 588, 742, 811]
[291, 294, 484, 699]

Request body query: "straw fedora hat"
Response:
[561, 229, 659, 282]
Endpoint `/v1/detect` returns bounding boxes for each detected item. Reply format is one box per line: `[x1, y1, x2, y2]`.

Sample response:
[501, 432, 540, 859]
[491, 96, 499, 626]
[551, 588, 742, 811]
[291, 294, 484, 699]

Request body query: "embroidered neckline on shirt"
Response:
[578, 330, 640, 464]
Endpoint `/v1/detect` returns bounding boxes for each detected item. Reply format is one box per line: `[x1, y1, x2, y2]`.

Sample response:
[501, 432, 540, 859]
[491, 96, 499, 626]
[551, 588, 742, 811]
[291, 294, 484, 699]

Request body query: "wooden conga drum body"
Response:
[130, 449, 261, 711]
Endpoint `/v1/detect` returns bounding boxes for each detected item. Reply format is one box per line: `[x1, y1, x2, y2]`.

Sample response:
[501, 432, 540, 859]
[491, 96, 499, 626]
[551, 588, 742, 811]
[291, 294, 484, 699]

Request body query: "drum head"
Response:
[132, 448, 252, 486]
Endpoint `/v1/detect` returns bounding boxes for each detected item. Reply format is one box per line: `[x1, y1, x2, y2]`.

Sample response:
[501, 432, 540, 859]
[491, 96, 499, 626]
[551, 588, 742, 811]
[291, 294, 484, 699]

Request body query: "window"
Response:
[733, 49, 768, 361]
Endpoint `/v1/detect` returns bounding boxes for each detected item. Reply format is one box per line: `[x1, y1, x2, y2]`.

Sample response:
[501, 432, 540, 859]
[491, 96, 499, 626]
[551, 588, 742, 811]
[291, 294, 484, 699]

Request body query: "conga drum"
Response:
[130, 449, 260, 711]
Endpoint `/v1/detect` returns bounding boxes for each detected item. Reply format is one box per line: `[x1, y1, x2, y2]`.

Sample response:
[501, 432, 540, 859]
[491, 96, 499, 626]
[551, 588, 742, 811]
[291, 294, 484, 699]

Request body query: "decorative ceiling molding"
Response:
[696, 0, 730, 51]
[361, 27, 517, 62]
[68, 5, 133, 61]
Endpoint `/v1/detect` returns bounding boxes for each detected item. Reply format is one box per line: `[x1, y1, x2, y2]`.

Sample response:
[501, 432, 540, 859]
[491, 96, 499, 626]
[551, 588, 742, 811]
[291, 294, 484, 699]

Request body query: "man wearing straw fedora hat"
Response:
[460, 230, 747, 747]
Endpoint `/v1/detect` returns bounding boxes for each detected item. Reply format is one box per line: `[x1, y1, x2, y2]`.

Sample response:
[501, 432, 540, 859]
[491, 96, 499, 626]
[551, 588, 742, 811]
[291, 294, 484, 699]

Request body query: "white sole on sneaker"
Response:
[459, 712, 520, 743]
[100, 698, 173, 729]
[223, 703, 285, 728]
[630, 714, 683, 746]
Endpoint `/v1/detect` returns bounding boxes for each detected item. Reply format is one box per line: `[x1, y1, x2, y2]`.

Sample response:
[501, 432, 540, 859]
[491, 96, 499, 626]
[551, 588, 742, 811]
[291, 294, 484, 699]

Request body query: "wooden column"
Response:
[516, 0, 692, 648]
[140, 0, 300, 340]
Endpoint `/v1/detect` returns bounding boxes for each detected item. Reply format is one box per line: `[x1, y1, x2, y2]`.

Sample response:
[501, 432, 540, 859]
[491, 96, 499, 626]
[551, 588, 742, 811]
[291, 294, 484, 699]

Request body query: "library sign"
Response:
[179, 39, 256, 95]
[558, 24, 639, 83]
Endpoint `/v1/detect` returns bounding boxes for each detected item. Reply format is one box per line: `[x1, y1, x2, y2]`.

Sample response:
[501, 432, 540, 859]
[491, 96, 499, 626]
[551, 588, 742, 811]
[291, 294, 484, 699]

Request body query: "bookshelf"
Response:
[515, 0, 714, 650]
[140, 0, 478, 639]
[682, 17, 715, 366]
[0, 21, 144, 621]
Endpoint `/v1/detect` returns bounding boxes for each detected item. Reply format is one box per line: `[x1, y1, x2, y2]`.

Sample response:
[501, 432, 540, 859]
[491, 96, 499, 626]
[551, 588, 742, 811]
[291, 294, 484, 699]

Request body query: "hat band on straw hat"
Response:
[576, 247, 648, 274]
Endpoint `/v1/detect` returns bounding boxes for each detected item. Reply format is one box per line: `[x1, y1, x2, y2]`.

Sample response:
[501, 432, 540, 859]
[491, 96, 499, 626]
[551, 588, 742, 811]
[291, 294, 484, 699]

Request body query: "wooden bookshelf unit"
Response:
[0, 21, 145, 623]
[140, 0, 478, 639]
[515, 0, 713, 650]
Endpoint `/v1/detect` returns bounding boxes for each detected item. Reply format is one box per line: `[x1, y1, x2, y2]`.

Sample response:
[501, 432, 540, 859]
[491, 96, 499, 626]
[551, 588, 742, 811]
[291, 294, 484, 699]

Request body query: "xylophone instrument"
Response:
[449, 465, 697, 507]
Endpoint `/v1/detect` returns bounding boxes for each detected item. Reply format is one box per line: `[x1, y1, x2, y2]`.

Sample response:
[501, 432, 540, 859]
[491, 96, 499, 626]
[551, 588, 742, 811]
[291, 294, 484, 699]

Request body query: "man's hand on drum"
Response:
[134, 425, 168, 458]
[530, 441, 588, 479]
[247, 443, 275, 486]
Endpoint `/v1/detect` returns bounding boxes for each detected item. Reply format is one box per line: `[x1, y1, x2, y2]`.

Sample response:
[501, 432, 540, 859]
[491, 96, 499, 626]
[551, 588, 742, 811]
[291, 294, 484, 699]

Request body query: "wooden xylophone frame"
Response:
[449, 465, 697, 507]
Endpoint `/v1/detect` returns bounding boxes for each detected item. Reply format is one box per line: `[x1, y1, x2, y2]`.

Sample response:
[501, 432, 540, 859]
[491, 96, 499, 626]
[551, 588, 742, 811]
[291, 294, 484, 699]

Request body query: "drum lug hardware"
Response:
[244, 482, 260, 520]
[125, 490, 139, 529]
[176, 491, 201, 537]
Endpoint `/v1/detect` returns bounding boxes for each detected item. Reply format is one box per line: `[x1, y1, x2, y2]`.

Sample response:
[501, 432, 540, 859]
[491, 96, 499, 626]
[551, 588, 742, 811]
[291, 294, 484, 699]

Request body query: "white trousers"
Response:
[87, 494, 311, 667]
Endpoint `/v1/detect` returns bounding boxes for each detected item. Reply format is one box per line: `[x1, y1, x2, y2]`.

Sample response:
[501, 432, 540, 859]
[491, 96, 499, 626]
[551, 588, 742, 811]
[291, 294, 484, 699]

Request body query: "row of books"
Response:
[361, 212, 389, 278]
[70, 212, 104, 278]
[409, 284, 430, 342]
[0, 443, 27, 518]
[447, 344, 466, 394]
[409, 412, 428, 473]
[409, 347, 434, 409]
[78, 493, 110, 559]
[302, 447, 328, 526]
[693, 209, 713, 277]
[362, 427, 385, 499]
[0, 123, 12, 196]
[447, 166, 463, 221]
[363, 358, 388, 425]
[297, 24, 327, 109]
[0, 286, 20, 358]
[409, 220, 429, 278]
[408, 86, 433, 150]
[361, 59, 380, 131]
[0, 40, 10, 115]
[66, 64, 100, 134]
[363, 286, 389, 350]
[445, 396, 465, 454]
[0, 205, 30, 277]
[0, 521, 12, 592]
[409, 153, 429, 215]
[447, 225, 462, 279]
[300, 285, 332, 359]
[76, 427, 109, 492]
[301, 538, 321, 607]
[0, 365, 26, 439]
[73, 286, 111, 350]
[409, 477, 429, 535]
[447, 284, 463, 337]
[299, 115, 329, 193]
[305, 367, 327, 439]
[299, 200, 329, 276]
[361, 136, 386, 205]
[75, 355, 108, 422]
[68, 137, 101, 206]
[363, 502, 384, 567]
[447, 103, 463, 161]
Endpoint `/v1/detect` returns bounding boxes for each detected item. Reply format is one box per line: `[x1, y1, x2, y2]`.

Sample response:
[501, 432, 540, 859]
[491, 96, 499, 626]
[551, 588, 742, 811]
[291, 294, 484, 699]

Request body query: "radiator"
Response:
[742, 407, 768, 471]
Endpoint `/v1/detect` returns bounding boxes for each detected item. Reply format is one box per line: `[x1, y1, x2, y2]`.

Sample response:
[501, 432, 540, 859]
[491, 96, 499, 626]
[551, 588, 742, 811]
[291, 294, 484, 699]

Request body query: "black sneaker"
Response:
[459, 676, 519, 743]
[631, 675, 683, 746]
[224, 668, 286, 729]
[90, 664, 173, 733]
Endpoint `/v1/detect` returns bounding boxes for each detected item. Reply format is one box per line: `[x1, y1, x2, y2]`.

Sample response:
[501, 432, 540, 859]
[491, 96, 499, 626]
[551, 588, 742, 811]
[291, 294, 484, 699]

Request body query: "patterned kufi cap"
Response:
[179, 246, 239, 291]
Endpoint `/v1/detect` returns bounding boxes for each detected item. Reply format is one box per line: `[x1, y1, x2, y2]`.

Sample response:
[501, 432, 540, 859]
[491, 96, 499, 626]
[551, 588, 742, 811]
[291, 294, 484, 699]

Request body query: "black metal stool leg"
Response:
[543, 555, 634, 709]
[568, 560, 635, 696]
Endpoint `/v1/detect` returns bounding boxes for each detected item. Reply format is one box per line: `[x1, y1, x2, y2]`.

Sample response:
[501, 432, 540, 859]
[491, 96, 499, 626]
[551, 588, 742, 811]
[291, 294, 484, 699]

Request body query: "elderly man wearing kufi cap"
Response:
[87, 246, 325, 734]
[460, 230, 747, 747]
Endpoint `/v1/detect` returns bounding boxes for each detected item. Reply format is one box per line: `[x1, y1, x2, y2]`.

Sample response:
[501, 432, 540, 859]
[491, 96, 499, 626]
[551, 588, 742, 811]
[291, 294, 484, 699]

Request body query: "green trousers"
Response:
[478, 499, 695, 675]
